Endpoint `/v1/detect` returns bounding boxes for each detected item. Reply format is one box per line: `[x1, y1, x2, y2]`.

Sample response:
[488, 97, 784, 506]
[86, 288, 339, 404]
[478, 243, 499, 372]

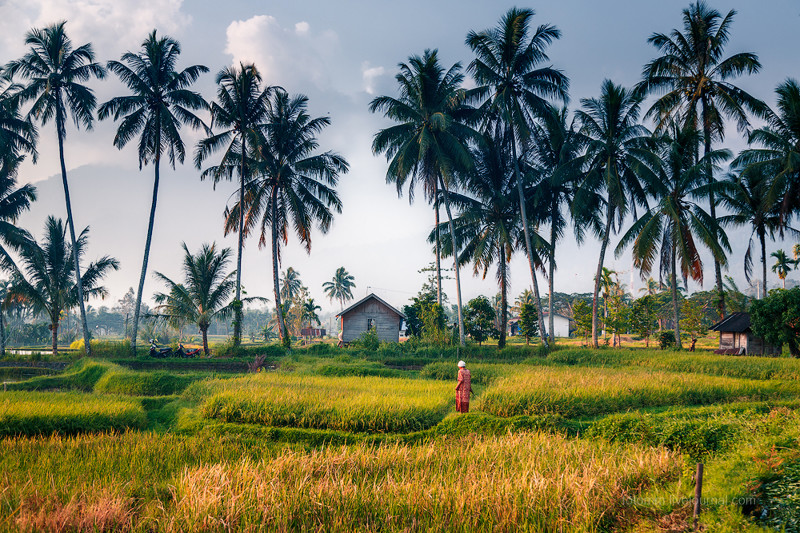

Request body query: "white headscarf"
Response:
[457, 360, 466, 367]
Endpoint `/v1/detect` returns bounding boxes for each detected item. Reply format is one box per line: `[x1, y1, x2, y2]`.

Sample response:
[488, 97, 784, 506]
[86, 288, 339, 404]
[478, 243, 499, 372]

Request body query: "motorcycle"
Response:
[176, 343, 201, 358]
[148, 340, 173, 358]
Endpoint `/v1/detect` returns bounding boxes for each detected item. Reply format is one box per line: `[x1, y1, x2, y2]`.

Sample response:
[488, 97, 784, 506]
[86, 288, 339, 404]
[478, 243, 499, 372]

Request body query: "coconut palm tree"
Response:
[616, 123, 731, 349]
[794, 243, 800, 262]
[465, 8, 569, 347]
[280, 267, 303, 302]
[734, 79, 800, 225]
[153, 243, 236, 355]
[528, 105, 584, 344]
[225, 89, 348, 347]
[98, 30, 208, 356]
[323, 267, 356, 311]
[369, 49, 473, 346]
[195, 63, 274, 349]
[638, 2, 767, 319]
[301, 298, 321, 330]
[6, 22, 107, 356]
[0, 74, 38, 167]
[575, 80, 655, 348]
[771, 249, 795, 289]
[718, 167, 795, 298]
[6, 217, 118, 355]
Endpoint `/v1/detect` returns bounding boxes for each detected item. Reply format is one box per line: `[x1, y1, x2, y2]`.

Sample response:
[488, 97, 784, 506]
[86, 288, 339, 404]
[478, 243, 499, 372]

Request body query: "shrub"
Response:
[659, 330, 676, 349]
[351, 327, 380, 351]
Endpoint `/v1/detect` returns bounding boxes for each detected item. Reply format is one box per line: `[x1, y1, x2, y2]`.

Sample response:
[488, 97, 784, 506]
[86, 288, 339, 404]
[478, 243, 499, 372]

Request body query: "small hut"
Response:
[709, 312, 780, 355]
[337, 293, 405, 344]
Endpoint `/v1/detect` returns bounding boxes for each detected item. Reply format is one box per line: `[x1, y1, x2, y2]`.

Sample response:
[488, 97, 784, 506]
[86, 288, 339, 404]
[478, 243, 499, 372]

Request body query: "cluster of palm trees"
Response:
[372, 4, 800, 350]
[0, 22, 348, 355]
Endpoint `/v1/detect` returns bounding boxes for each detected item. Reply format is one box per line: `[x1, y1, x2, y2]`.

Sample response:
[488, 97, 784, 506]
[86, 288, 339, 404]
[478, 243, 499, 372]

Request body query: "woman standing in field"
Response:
[456, 360, 472, 413]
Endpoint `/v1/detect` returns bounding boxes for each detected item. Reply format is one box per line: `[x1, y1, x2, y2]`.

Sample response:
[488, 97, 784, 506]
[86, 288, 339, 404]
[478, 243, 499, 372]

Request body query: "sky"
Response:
[1, 0, 799, 318]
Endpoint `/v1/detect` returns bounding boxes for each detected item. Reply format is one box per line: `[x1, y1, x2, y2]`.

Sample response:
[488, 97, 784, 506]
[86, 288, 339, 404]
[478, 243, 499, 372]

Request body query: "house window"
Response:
[367, 318, 375, 331]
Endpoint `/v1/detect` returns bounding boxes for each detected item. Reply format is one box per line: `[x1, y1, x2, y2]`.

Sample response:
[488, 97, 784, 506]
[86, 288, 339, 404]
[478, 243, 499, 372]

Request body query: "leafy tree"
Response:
[463, 296, 497, 346]
[466, 8, 569, 347]
[370, 49, 472, 345]
[771, 249, 796, 289]
[8, 22, 107, 355]
[638, 2, 766, 318]
[98, 30, 208, 356]
[226, 90, 347, 348]
[750, 287, 800, 356]
[322, 266, 356, 311]
[195, 63, 271, 348]
[572, 299, 592, 345]
[575, 80, 652, 348]
[631, 295, 659, 347]
[605, 283, 630, 347]
[6, 217, 118, 355]
[518, 303, 539, 345]
[153, 243, 243, 355]
[680, 299, 707, 351]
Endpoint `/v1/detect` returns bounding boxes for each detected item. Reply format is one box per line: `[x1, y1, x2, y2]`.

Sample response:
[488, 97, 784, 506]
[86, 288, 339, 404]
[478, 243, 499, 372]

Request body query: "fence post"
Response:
[693, 462, 704, 530]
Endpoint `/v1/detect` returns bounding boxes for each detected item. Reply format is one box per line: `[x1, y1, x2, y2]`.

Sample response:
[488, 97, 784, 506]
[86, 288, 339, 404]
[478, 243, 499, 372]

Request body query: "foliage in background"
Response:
[751, 287, 800, 357]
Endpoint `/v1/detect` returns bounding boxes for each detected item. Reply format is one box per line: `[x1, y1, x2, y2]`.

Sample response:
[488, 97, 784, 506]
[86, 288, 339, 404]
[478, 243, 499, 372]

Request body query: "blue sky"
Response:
[1, 0, 799, 315]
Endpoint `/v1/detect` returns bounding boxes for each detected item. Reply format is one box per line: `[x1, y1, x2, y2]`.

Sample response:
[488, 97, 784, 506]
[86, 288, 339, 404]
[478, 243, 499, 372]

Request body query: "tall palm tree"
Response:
[771, 249, 795, 289]
[718, 167, 794, 298]
[616, 123, 731, 349]
[466, 8, 570, 347]
[528, 105, 584, 344]
[98, 30, 208, 356]
[431, 130, 524, 349]
[226, 89, 348, 348]
[7, 22, 107, 355]
[6, 217, 118, 355]
[794, 243, 800, 262]
[195, 63, 273, 349]
[369, 49, 473, 346]
[301, 298, 321, 330]
[280, 267, 303, 302]
[0, 74, 38, 167]
[638, 2, 767, 319]
[153, 243, 236, 355]
[575, 80, 655, 348]
[322, 266, 356, 311]
[734, 79, 800, 224]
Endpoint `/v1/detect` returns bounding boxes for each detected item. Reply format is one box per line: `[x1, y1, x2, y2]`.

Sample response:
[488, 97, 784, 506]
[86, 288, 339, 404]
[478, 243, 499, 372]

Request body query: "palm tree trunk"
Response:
[702, 101, 725, 319]
[271, 192, 289, 348]
[438, 177, 465, 346]
[434, 181, 442, 307]
[201, 326, 209, 355]
[510, 134, 548, 347]
[499, 245, 507, 349]
[549, 201, 557, 344]
[131, 154, 161, 357]
[671, 239, 682, 349]
[0, 308, 6, 357]
[56, 107, 91, 357]
[50, 323, 58, 356]
[760, 230, 767, 298]
[592, 206, 614, 348]
[233, 137, 246, 348]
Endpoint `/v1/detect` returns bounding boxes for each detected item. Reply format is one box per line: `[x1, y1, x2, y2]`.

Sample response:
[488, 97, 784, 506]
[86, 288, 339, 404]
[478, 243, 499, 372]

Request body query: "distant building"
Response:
[336, 293, 405, 344]
[709, 312, 781, 355]
[300, 328, 326, 338]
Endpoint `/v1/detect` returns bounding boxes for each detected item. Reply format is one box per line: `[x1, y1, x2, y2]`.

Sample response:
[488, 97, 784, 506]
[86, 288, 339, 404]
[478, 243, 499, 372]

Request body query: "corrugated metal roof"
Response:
[336, 293, 406, 319]
[709, 312, 751, 333]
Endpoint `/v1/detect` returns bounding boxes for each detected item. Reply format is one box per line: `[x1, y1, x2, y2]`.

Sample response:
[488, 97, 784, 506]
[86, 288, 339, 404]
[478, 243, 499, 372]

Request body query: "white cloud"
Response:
[224, 14, 339, 91]
[361, 63, 385, 95]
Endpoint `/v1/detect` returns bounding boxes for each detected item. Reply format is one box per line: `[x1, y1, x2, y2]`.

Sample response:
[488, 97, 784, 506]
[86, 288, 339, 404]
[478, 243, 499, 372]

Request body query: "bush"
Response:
[659, 330, 676, 349]
[351, 327, 380, 351]
[749, 457, 800, 530]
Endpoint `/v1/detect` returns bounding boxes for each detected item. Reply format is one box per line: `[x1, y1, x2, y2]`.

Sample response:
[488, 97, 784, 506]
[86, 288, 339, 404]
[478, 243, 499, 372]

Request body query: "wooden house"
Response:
[337, 293, 405, 344]
[709, 312, 781, 355]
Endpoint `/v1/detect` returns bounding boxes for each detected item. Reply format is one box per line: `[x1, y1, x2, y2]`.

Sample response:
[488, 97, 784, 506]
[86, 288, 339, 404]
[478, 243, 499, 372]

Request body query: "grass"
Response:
[4, 359, 115, 392]
[194, 373, 453, 433]
[94, 369, 209, 396]
[0, 391, 146, 436]
[478, 366, 800, 418]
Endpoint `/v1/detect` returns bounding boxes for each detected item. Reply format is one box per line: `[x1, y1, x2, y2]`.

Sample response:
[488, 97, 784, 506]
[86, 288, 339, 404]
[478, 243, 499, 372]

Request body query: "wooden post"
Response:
[693, 462, 704, 530]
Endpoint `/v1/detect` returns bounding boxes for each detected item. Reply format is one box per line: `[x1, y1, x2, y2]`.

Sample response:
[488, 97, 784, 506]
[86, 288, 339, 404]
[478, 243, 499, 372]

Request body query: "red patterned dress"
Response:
[455, 367, 472, 413]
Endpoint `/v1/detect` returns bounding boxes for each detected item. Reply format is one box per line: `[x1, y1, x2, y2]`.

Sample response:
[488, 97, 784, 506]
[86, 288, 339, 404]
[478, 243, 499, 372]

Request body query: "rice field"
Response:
[195, 373, 453, 433]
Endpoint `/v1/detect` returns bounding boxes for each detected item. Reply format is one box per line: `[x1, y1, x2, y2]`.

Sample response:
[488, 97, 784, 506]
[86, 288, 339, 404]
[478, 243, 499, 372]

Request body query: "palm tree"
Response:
[639, 277, 660, 295]
[369, 49, 473, 346]
[771, 249, 795, 289]
[226, 89, 348, 347]
[0, 74, 38, 167]
[734, 79, 800, 225]
[153, 243, 236, 355]
[575, 80, 654, 348]
[794, 243, 800, 262]
[194, 63, 273, 349]
[616, 123, 731, 349]
[301, 298, 321, 330]
[465, 8, 569, 348]
[280, 267, 303, 302]
[638, 2, 767, 319]
[431, 130, 523, 349]
[98, 30, 208, 357]
[322, 267, 356, 311]
[6, 217, 118, 355]
[7, 22, 107, 356]
[718, 167, 795, 298]
[528, 105, 584, 344]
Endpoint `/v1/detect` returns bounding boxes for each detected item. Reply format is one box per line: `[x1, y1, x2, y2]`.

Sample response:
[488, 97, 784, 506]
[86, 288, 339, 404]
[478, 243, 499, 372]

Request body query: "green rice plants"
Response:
[198, 373, 453, 433]
[0, 391, 146, 436]
[419, 361, 506, 385]
[0, 367, 55, 380]
[4, 358, 116, 391]
[93, 369, 206, 396]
